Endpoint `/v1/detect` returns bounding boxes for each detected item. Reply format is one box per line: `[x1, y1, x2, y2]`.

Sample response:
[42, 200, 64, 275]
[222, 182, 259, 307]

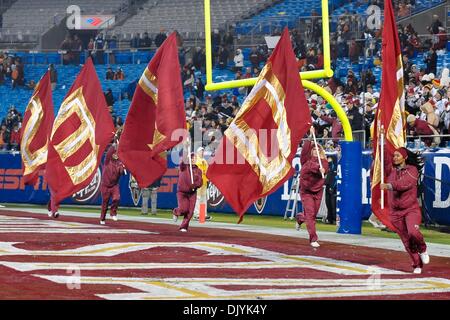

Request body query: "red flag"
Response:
[206, 28, 311, 221]
[371, 0, 406, 232]
[118, 32, 186, 188]
[21, 71, 54, 186]
[45, 58, 115, 204]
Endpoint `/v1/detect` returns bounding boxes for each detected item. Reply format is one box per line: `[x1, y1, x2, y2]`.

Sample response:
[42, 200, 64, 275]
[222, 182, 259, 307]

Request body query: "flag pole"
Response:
[186, 135, 194, 185]
[114, 131, 127, 175]
[380, 125, 385, 209]
[311, 128, 325, 179]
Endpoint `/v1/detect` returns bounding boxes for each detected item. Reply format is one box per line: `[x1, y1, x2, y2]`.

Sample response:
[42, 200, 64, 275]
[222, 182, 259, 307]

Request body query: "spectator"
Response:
[223, 31, 234, 50]
[60, 34, 74, 65]
[348, 39, 360, 63]
[424, 47, 437, 75]
[346, 97, 364, 131]
[130, 33, 141, 48]
[324, 156, 338, 224]
[140, 32, 152, 49]
[0, 62, 5, 85]
[87, 38, 95, 58]
[73, 34, 83, 64]
[104, 89, 115, 107]
[306, 47, 317, 68]
[407, 114, 436, 147]
[0, 124, 8, 150]
[106, 35, 117, 64]
[397, 2, 410, 18]
[193, 47, 206, 73]
[420, 101, 439, 129]
[9, 123, 21, 151]
[211, 29, 221, 63]
[194, 78, 205, 101]
[249, 48, 260, 68]
[218, 46, 229, 69]
[114, 67, 125, 80]
[11, 59, 24, 89]
[429, 14, 442, 34]
[316, 48, 324, 69]
[344, 78, 358, 95]
[106, 67, 115, 80]
[26, 80, 37, 90]
[94, 33, 106, 64]
[435, 27, 447, 51]
[182, 68, 194, 94]
[155, 29, 167, 48]
[49, 64, 57, 90]
[233, 49, 244, 73]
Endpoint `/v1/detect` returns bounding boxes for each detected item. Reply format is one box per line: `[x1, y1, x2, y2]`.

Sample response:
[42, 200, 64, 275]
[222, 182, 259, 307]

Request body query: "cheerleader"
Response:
[381, 147, 429, 274]
[296, 128, 329, 247]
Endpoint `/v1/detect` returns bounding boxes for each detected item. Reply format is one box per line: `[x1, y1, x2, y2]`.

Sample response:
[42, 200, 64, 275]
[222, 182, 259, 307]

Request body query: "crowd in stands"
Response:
[106, 66, 125, 80]
[130, 30, 168, 49]
[59, 33, 119, 65]
[1, 4, 449, 155]
[0, 53, 25, 89]
[0, 106, 22, 151]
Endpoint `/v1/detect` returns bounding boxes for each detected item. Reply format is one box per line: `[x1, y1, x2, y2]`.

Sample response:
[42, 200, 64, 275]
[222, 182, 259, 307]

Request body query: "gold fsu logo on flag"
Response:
[225, 62, 293, 195]
[51, 87, 100, 185]
[21, 71, 54, 187]
[21, 95, 48, 176]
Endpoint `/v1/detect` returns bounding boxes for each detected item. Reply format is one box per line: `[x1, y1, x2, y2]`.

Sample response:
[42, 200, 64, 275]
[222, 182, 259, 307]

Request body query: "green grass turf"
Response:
[3, 203, 450, 245]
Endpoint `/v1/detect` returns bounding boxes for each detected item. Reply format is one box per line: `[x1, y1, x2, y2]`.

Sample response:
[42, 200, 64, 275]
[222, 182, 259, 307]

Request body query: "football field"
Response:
[0, 207, 449, 300]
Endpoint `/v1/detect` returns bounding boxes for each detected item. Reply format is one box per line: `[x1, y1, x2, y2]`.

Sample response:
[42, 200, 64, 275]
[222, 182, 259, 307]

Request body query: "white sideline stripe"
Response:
[0, 228, 152, 234]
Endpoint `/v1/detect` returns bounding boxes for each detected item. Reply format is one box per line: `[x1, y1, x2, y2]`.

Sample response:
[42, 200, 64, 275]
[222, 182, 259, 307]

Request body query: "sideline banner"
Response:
[1, 149, 449, 226]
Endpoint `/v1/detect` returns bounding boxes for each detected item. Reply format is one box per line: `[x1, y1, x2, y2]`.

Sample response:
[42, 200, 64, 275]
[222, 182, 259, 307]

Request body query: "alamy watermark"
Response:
[66, 5, 81, 30]
[66, 265, 81, 290]
[366, 5, 382, 31]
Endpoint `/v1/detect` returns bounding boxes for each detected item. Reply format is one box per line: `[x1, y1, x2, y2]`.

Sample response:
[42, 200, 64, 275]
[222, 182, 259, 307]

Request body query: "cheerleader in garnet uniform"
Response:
[99, 144, 125, 225]
[296, 128, 329, 248]
[172, 152, 203, 232]
[381, 147, 429, 274]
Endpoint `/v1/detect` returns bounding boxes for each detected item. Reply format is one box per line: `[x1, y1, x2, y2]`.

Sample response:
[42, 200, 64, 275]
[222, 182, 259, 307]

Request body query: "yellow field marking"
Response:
[197, 243, 250, 254]
[143, 281, 212, 300]
[283, 255, 372, 274]
[64, 243, 141, 255]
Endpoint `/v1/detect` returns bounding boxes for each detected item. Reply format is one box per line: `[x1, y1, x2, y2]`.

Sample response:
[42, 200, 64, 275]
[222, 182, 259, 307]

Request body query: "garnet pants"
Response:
[100, 185, 120, 221]
[47, 188, 59, 214]
[297, 190, 324, 243]
[47, 198, 59, 214]
[174, 191, 197, 230]
[391, 206, 427, 268]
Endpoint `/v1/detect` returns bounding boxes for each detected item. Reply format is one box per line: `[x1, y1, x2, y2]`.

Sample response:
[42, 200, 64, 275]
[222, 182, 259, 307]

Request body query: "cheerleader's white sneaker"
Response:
[419, 252, 430, 265]
[310, 241, 320, 248]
